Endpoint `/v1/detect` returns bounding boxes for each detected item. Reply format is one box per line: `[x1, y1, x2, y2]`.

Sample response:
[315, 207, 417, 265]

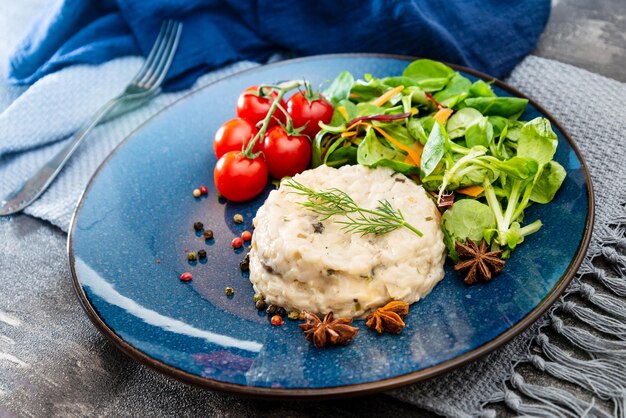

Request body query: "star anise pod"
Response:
[299, 311, 359, 348]
[365, 300, 409, 334]
[454, 238, 506, 285]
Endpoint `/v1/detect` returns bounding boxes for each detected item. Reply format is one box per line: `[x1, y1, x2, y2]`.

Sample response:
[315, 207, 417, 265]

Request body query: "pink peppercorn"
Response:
[180, 272, 193, 282]
[271, 315, 284, 326]
[241, 230, 252, 241]
[199, 185, 208, 195]
[231, 237, 243, 249]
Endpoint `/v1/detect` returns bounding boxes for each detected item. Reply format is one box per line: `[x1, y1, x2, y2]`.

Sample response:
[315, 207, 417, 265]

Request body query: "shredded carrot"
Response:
[369, 124, 422, 166]
[407, 143, 424, 165]
[338, 120, 424, 166]
[337, 106, 349, 121]
[456, 185, 484, 197]
[433, 108, 453, 124]
[372, 85, 404, 107]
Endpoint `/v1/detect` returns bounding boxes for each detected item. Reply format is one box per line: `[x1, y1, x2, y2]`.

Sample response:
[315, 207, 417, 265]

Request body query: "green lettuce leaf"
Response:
[530, 160, 566, 203]
[517, 117, 558, 165]
[442, 199, 497, 262]
[323, 71, 355, 105]
[463, 97, 528, 118]
[402, 59, 455, 92]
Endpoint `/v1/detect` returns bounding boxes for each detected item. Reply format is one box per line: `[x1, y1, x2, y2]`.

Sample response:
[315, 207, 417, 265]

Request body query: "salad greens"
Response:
[316, 59, 566, 262]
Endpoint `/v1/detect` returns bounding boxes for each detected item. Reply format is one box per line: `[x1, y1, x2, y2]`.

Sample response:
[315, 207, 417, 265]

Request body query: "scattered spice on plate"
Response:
[255, 299, 268, 310]
[225, 286, 235, 297]
[299, 312, 358, 348]
[241, 230, 252, 241]
[365, 300, 409, 334]
[288, 311, 300, 320]
[271, 315, 284, 326]
[187, 251, 197, 261]
[239, 253, 250, 271]
[453, 238, 505, 284]
[199, 185, 208, 195]
[275, 307, 287, 317]
[192, 188, 201, 198]
[203, 230, 214, 240]
[233, 214, 244, 224]
[180, 272, 193, 282]
[266, 304, 278, 316]
[231, 237, 243, 249]
[155, 260, 161, 264]
[193, 221, 204, 231]
[197, 249, 207, 260]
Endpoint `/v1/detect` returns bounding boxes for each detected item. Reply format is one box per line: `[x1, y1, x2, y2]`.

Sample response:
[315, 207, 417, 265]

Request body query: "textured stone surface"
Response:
[534, 0, 626, 82]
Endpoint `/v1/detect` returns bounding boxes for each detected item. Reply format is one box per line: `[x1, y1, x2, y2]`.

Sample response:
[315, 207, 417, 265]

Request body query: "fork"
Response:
[0, 20, 183, 216]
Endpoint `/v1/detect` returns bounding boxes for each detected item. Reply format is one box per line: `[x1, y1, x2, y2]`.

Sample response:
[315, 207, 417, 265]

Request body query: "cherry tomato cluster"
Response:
[213, 83, 333, 202]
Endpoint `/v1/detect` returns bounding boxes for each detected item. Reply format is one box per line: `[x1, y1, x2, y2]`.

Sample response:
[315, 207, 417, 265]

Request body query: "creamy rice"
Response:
[249, 164, 446, 318]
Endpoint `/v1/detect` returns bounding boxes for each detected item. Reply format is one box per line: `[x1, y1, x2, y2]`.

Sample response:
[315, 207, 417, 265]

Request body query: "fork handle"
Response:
[0, 98, 121, 216]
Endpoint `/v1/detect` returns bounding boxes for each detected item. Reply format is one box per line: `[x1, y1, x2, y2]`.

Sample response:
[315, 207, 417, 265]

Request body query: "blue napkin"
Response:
[8, 0, 550, 91]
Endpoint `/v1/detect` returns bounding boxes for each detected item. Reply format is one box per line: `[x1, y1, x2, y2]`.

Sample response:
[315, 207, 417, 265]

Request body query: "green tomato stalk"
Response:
[242, 80, 308, 158]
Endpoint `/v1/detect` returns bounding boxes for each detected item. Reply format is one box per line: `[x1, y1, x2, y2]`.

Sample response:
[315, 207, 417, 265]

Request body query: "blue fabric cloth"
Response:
[8, 0, 550, 91]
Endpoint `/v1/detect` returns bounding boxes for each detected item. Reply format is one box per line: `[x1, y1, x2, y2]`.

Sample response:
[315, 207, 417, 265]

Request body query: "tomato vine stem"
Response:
[242, 80, 307, 159]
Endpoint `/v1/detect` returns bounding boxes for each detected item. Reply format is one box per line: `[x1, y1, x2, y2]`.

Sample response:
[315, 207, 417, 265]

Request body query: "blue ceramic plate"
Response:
[68, 55, 593, 398]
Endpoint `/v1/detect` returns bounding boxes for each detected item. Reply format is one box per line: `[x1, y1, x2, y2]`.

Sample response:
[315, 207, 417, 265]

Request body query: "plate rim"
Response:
[67, 53, 595, 400]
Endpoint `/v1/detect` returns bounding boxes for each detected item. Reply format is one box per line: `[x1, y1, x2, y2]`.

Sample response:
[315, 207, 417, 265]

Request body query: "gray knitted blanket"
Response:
[1, 55, 625, 416]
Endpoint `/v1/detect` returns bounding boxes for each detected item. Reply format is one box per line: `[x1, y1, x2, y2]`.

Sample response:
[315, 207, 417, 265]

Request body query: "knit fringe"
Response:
[559, 300, 626, 339]
[478, 212, 626, 417]
[550, 313, 626, 357]
[573, 282, 626, 320]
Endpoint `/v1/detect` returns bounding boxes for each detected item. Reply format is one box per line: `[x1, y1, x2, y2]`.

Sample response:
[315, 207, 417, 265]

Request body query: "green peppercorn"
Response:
[203, 230, 214, 240]
[233, 214, 244, 224]
[225, 287, 234, 297]
[253, 293, 264, 303]
[288, 311, 300, 320]
[197, 249, 207, 259]
[255, 300, 268, 310]
[276, 307, 287, 317]
[187, 251, 197, 261]
[193, 222, 204, 231]
[266, 304, 277, 316]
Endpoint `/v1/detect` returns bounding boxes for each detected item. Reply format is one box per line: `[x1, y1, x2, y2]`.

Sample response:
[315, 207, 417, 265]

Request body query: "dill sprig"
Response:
[284, 179, 423, 237]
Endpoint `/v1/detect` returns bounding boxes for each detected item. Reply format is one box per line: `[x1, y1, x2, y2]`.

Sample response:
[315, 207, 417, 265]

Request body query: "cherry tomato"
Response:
[286, 92, 334, 139]
[213, 118, 260, 158]
[262, 126, 311, 179]
[236, 86, 287, 126]
[214, 151, 268, 202]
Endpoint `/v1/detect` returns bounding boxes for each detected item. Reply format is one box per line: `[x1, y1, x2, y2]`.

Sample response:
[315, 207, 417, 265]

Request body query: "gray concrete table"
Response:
[1, 1, 624, 416]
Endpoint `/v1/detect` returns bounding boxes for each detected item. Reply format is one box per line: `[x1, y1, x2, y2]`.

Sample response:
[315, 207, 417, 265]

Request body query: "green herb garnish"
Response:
[285, 179, 423, 237]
